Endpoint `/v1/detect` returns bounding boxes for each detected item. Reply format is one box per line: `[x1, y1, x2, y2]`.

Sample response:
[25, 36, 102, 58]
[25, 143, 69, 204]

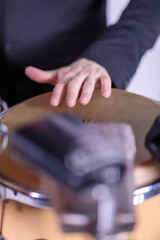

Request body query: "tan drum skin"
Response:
[0, 88, 160, 240]
[0, 200, 92, 240]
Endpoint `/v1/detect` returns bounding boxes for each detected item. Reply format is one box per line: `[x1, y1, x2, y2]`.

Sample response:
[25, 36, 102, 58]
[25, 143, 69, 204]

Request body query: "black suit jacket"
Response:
[0, 0, 160, 105]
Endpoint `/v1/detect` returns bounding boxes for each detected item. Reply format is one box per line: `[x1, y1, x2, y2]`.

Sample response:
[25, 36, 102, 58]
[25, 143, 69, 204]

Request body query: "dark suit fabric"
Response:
[0, 0, 160, 106]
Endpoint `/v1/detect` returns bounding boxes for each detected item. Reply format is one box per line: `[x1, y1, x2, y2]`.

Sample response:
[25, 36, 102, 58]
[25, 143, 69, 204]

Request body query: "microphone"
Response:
[7, 113, 136, 238]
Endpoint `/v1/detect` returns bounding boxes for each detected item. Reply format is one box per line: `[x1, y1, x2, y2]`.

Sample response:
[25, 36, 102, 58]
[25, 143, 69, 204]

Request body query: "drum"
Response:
[0, 89, 160, 240]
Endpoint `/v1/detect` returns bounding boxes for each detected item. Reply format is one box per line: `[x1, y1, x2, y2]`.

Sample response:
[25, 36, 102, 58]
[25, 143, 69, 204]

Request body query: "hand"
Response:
[25, 58, 112, 108]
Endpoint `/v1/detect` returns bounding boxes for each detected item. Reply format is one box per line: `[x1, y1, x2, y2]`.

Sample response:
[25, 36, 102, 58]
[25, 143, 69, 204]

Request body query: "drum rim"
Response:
[133, 178, 160, 205]
[0, 172, 159, 208]
[1, 89, 160, 207]
[0, 173, 40, 195]
[0, 174, 51, 208]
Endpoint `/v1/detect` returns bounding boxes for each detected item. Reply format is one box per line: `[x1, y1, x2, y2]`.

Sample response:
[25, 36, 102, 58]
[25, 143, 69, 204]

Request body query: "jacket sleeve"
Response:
[79, 0, 160, 89]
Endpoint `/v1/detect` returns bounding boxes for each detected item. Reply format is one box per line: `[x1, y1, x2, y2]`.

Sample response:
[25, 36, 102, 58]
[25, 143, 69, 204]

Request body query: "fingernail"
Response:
[66, 99, 75, 107]
[25, 67, 31, 74]
[51, 98, 59, 106]
[103, 89, 111, 97]
[80, 96, 88, 105]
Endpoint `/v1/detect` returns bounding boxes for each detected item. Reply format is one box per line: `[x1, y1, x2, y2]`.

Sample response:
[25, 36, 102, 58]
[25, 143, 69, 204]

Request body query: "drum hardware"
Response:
[8, 113, 136, 238]
[0, 98, 9, 154]
[133, 179, 160, 205]
[146, 115, 160, 163]
[0, 124, 8, 154]
[0, 182, 51, 209]
[0, 98, 8, 118]
[0, 235, 7, 240]
[0, 168, 158, 208]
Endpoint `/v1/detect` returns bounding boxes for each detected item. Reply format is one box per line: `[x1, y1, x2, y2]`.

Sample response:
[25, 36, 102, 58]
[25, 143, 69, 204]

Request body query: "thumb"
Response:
[25, 66, 57, 84]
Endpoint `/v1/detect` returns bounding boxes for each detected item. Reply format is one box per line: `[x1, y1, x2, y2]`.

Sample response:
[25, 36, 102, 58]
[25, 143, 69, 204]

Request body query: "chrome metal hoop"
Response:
[0, 234, 7, 240]
[133, 179, 160, 205]
[0, 98, 8, 118]
[0, 124, 8, 154]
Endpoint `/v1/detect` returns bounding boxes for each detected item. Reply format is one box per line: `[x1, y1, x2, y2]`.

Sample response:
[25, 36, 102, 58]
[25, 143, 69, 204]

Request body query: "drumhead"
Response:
[1, 89, 160, 191]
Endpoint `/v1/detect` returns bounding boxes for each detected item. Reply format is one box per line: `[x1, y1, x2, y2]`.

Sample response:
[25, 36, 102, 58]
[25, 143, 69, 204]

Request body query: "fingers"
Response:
[50, 83, 66, 106]
[100, 75, 112, 98]
[25, 59, 112, 108]
[79, 73, 98, 106]
[64, 67, 111, 107]
[50, 68, 87, 107]
[25, 66, 57, 84]
[65, 71, 88, 107]
[58, 59, 112, 107]
[79, 65, 112, 106]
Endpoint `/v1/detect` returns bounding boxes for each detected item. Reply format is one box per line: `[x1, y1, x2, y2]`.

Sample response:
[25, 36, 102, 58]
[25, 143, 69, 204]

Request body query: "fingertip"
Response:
[50, 96, 60, 107]
[66, 98, 76, 108]
[79, 101, 87, 106]
[25, 66, 53, 83]
[102, 87, 111, 98]
[25, 66, 42, 80]
[25, 66, 33, 75]
[79, 96, 90, 106]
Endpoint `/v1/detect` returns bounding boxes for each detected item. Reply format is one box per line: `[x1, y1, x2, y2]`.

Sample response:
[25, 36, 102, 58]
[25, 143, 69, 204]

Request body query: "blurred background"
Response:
[107, 0, 160, 102]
